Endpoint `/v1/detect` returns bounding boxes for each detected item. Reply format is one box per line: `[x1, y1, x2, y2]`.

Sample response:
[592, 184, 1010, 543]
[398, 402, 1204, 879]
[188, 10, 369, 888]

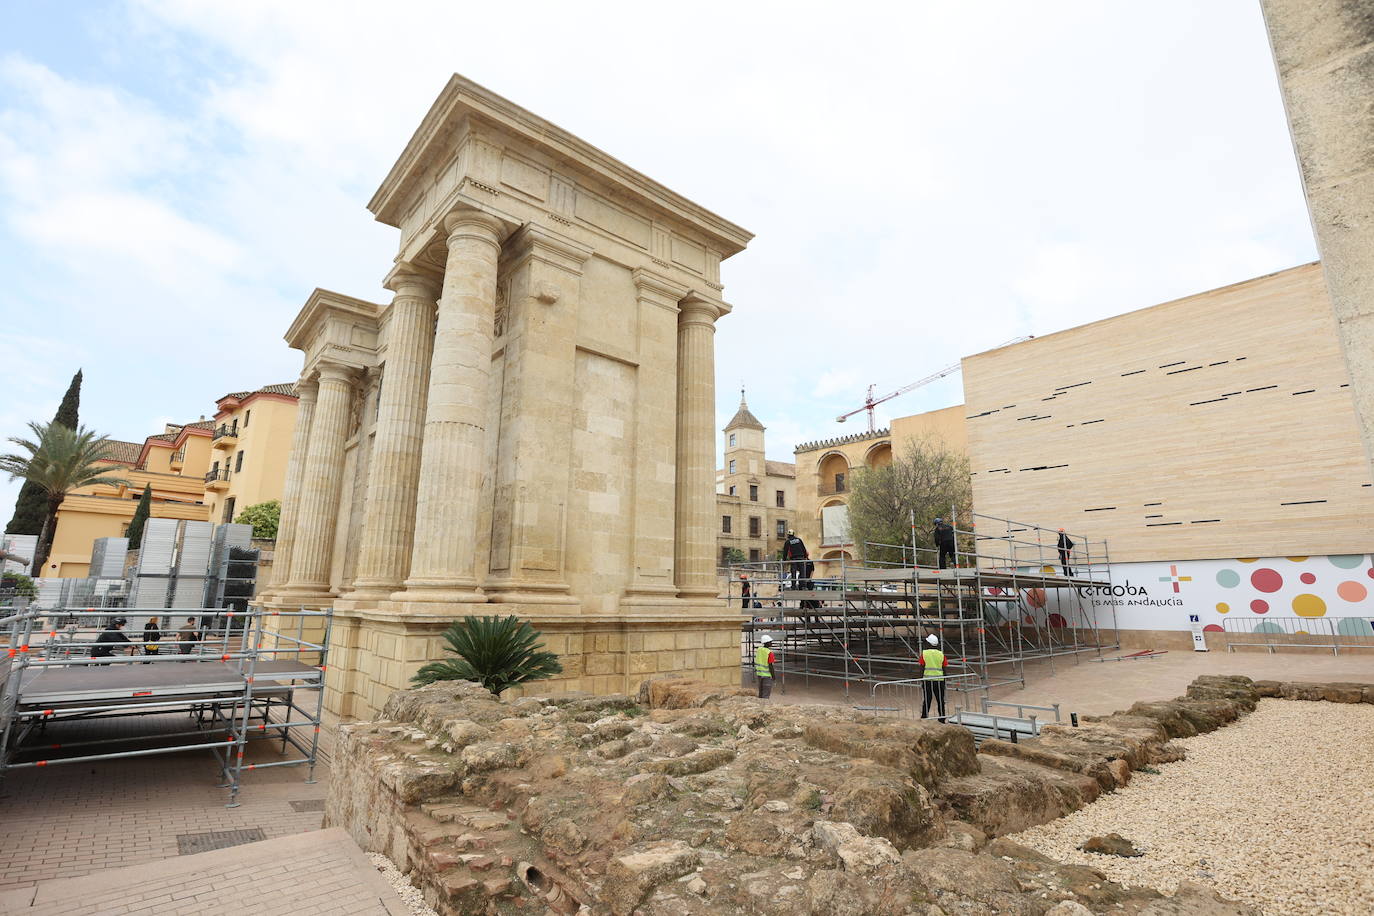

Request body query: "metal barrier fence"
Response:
[861, 672, 982, 719]
[1222, 616, 1374, 655]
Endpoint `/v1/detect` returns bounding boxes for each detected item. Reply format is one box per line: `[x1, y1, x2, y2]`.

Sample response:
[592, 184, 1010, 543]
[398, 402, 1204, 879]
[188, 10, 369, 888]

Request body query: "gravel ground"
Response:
[1009, 699, 1374, 916]
[369, 852, 439, 916]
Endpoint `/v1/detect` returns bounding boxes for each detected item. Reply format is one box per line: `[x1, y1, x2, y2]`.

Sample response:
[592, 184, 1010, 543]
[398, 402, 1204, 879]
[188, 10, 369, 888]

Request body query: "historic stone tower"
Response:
[260, 75, 752, 718]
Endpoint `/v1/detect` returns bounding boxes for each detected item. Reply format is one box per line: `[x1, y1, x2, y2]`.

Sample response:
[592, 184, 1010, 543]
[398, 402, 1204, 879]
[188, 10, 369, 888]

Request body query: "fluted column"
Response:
[285, 362, 354, 595]
[674, 295, 721, 598]
[399, 208, 505, 603]
[346, 268, 441, 600]
[268, 377, 316, 593]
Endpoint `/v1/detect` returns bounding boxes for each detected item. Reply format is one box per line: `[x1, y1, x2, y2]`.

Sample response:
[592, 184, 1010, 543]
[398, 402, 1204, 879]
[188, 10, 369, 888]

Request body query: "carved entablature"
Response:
[286, 288, 384, 378]
[367, 75, 752, 301]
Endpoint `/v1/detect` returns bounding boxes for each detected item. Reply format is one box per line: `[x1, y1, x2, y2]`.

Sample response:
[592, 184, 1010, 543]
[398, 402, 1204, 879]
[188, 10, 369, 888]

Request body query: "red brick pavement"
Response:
[0, 712, 332, 890]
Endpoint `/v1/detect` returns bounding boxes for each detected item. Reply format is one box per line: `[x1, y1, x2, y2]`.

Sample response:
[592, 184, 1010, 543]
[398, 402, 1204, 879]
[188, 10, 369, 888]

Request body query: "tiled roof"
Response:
[184, 420, 216, 430]
[103, 440, 143, 464]
[221, 383, 298, 402]
[765, 460, 796, 478]
[147, 432, 177, 442]
[724, 390, 764, 432]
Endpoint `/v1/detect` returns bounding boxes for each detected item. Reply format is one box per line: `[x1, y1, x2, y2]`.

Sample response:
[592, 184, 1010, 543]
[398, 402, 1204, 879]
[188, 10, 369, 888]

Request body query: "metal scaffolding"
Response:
[0, 606, 331, 807]
[734, 512, 1118, 717]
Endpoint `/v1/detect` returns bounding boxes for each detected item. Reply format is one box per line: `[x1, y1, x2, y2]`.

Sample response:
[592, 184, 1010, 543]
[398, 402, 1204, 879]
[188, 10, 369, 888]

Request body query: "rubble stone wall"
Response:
[325, 675, 1372, 915]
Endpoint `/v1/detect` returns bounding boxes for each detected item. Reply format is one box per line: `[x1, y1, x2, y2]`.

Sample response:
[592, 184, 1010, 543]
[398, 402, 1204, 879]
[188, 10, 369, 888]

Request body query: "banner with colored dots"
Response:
[1035, 553, 1374, 633]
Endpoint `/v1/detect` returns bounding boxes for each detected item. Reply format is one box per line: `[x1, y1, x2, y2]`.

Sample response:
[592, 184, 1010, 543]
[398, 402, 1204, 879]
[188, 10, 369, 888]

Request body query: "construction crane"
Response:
[835, 336, 1035, 432]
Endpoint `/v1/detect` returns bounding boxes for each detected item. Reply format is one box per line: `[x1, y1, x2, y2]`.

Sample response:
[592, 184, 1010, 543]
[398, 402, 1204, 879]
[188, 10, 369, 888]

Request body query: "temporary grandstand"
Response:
[0, 605, 330, 807]
[735, 512, 1118, 716]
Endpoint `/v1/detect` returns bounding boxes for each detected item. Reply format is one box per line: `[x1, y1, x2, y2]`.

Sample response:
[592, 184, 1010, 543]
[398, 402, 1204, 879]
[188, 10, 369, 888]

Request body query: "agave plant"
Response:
[413, 615, 563, 696]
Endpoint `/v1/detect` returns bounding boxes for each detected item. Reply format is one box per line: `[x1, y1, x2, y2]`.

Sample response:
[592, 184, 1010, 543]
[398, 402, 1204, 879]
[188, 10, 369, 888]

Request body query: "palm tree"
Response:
[0, 422, 129, 575]
[412, 615, 563, 696]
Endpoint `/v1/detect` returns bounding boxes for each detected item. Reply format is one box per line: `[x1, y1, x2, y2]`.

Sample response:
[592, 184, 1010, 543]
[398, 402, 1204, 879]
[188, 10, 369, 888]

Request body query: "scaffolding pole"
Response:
[733, 513, 1117, 717]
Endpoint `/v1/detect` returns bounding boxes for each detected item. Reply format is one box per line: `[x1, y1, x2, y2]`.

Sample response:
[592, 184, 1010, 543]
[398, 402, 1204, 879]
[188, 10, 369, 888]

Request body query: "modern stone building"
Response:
[261, 75, 753, 718]
[820, 263, 1371, 647]
[715, 391, 795, 567]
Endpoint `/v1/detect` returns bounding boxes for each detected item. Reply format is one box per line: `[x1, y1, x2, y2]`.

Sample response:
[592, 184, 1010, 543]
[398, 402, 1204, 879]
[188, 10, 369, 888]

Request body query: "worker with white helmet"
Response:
[920, 632, 948, 719]
[754, 634, 777, 699]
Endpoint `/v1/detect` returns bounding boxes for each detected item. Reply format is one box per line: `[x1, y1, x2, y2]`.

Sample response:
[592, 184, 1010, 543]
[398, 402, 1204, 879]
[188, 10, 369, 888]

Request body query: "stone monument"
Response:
[259, 75, 753, 719]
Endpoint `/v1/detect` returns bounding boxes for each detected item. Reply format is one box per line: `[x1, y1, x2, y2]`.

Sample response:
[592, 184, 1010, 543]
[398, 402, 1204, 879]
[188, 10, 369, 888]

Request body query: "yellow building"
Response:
[202, 384, 300, 525]
[43, 424, 214, 578]
[715, 392, 795, 567]
[42, 383, 298, 579]
[792, 428, 891, 576]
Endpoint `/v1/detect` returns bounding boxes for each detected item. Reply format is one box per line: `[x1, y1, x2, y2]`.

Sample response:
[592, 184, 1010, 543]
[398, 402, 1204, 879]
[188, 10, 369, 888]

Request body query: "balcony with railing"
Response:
[204, 467, 231, 491]
[212, 422, 239, 449]
[169, 448, 185, 470]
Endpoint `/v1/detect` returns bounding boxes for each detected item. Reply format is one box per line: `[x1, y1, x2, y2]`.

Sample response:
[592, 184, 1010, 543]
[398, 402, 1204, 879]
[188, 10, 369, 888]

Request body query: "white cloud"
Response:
[0, 0, 1321, 519]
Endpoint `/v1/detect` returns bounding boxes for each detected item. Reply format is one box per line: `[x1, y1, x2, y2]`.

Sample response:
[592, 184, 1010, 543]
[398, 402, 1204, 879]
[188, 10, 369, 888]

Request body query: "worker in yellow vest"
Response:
[920, 633, 948, 719]
[754, 634, 777, 699]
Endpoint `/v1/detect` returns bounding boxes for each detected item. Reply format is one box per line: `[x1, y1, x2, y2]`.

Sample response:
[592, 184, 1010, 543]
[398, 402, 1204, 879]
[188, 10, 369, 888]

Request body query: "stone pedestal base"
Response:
[259, 596, 742, 721]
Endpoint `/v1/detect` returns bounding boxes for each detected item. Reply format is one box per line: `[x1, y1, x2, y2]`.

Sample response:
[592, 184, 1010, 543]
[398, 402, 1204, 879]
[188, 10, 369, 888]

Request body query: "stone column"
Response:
[400, 207, 505, 603]
[623, 270, 687, 606]
[674, 294, 722, 599]
[284, 361, 354, 595]
[268, 377, 316, 593]
[346, 268, 441, 600]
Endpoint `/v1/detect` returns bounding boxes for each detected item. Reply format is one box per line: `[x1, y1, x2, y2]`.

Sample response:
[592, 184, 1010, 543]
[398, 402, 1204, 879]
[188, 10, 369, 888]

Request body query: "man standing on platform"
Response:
[781, 530, 809, 588]
[1057, 529, 1075, 577]
[934, 517, 956, 569]
[177, 617, 200, 655]
[920, 633, 947, 719]
[754, 635, 777, 699]
[91, 618, 133, 662]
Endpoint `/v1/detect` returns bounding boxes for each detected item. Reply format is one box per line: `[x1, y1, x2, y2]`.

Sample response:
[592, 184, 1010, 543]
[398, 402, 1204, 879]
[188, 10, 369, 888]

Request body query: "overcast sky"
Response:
[0, 0, 1317, 520]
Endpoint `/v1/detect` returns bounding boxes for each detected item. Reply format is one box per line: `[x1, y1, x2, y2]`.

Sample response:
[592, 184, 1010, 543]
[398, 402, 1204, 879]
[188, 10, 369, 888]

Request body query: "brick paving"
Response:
[0, 712, 334, 891]
[0, 828, 408, 915]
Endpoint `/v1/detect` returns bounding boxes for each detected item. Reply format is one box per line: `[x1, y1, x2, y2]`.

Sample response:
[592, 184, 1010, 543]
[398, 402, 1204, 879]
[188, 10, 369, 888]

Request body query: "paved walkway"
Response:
[0, 829, 408, 915]
[0, 713, 331, 890]
[770, 647, 1374, 717]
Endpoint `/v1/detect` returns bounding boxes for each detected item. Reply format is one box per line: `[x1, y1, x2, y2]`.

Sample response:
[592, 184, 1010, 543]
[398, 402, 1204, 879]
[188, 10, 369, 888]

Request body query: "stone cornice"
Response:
[368, 74, 753, 256]
[285, 288, 385, 352]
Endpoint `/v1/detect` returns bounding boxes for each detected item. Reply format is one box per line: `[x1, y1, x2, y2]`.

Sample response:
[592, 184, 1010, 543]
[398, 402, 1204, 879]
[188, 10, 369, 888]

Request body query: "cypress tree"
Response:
[125, 484, 152, 550]
[6, 370, 83, 534]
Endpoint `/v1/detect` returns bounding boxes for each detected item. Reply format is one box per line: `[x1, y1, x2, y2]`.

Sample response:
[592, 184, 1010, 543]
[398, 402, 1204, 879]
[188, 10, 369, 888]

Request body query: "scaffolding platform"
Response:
[733, 512, 1119, 718]
[14, 660, 316, 710]
[0, 607, 331, 806]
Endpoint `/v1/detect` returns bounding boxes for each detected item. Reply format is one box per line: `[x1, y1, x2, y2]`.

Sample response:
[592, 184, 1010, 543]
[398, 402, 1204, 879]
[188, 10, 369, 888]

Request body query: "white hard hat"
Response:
[760, 635, 773, 644]
[926, 634, 939, 646]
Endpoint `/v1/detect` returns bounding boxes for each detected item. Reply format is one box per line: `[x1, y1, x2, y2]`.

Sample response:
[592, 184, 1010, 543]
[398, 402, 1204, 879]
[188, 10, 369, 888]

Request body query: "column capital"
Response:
[678, 292, 729, 327]
[503, 223, 594, 276]
[633, 268, 690, 308]
[443, 207, 507, 250]
[316, 361, 356, 384]
[295, 375, 319, 398]
[383, 263, 442, 300]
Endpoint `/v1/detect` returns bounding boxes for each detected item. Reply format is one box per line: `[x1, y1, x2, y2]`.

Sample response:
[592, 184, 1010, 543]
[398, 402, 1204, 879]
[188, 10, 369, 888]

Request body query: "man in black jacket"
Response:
[1057, 529, 1075, 577]
[91, 618, 133, 662]
[933, 517, 956, 569]
[781, 531, 809, 588]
